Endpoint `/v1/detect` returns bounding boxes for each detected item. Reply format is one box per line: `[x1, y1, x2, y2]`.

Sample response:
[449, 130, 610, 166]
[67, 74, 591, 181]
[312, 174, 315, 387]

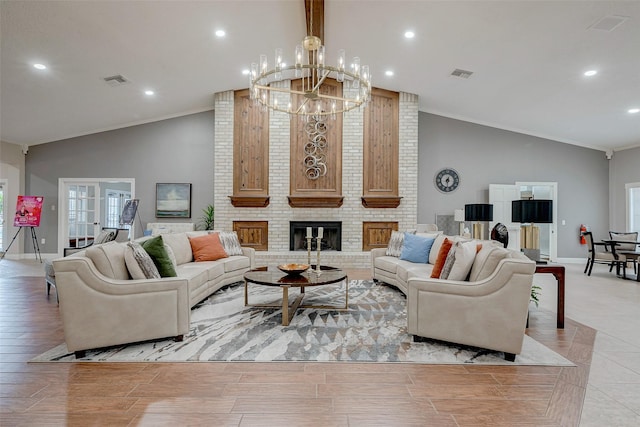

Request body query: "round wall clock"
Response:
[434, 168, 460, 193]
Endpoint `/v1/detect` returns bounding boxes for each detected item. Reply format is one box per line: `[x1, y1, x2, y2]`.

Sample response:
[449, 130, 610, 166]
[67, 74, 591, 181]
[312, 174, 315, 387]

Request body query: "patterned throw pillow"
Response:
[94, 230, 116, 244]
[217, 231, 243, 256]
[386, 231, 405, 257]
[125, 241, 160, 279]
[439, 243, 457, 279]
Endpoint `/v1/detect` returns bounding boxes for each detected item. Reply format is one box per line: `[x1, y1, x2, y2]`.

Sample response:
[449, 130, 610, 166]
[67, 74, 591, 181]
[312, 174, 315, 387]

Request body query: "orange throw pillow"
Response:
[188, 233, 229, 262]
[431, 238, 453, 278]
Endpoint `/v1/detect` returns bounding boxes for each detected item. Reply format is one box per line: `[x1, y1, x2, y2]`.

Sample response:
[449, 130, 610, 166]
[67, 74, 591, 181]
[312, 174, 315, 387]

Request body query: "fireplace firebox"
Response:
[290, 221, 342, 251]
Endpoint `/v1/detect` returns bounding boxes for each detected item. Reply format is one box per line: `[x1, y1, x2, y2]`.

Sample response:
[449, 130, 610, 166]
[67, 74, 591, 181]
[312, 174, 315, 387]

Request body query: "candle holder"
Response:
[306, 237, 312, 267]
[315, 236, 322, 275]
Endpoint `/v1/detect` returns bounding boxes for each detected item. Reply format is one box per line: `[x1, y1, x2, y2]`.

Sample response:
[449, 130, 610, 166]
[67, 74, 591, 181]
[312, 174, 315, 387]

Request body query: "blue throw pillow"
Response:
[399, 232, 435, 263]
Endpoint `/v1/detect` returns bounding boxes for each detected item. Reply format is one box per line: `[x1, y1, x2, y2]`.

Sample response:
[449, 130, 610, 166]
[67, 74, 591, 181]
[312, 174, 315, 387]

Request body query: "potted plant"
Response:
[530, 285, 541, 307]
[199, 204, 214, 231]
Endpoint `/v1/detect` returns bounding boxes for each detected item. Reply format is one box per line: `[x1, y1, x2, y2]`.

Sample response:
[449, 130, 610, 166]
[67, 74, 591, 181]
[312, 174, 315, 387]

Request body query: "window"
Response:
[0, 183, 4, 251]
[105, 189, 132, 228]
[627, 183, 640, 233]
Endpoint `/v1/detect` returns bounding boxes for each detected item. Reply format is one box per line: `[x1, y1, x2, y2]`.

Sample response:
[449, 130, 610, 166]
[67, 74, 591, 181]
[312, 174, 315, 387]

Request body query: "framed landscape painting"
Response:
[156, 183, 191, 218]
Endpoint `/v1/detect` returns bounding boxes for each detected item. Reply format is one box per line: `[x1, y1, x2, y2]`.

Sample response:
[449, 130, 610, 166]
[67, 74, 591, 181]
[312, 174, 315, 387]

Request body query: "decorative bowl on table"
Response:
[277, 263, 310, 275]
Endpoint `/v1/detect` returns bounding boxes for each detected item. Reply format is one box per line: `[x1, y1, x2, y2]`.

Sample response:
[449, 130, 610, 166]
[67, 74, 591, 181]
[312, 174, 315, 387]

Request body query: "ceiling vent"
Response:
[589, 15, 628, 32]
[450, 69, 473, 79]
[102, 74, 130, 87]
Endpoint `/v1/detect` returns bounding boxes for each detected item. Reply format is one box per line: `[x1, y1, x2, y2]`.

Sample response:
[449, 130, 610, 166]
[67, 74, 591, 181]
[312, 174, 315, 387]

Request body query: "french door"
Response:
[57, 178, 135, 255]
[489, 181, 558, 261]
[65, 183, 100, 249]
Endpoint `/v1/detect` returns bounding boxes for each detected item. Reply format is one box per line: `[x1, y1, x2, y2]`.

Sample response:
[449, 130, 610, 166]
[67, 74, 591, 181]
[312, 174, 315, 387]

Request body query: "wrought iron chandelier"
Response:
[249, 1, 371, 118]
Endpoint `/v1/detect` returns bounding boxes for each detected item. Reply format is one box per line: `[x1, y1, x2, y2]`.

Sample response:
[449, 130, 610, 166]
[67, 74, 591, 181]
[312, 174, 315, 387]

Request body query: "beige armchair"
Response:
[406, 253, 535, 361]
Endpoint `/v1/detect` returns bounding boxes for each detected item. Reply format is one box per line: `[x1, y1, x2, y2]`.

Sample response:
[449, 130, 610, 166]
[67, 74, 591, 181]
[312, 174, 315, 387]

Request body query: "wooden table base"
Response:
[244, 280, 349, 326]
[535, 264, 565, 328]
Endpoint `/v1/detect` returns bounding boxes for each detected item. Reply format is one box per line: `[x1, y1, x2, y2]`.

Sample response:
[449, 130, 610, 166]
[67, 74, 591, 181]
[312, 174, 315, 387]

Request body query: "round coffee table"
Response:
[243, 265, 348, 326]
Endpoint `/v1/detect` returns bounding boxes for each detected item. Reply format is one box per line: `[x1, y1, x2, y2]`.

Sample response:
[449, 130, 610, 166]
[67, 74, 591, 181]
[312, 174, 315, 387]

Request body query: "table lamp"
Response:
[465, 204, 493, 240]
[512, 199, 553, 261]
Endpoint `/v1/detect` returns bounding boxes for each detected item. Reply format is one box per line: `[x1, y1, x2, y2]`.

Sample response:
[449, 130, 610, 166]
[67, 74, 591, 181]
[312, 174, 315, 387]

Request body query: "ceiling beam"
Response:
[305, 0, 324, 41]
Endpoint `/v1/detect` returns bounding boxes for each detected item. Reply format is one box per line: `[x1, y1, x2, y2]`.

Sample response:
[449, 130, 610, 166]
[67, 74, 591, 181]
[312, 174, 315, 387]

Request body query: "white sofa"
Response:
[52, 231, 255, 357]
[372, 233, 536, 360]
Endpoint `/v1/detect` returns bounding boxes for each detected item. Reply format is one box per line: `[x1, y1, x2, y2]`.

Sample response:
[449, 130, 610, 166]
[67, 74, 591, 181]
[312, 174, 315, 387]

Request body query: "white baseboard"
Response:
[1, 252, 59, 261]
[555, 257, 585, 264]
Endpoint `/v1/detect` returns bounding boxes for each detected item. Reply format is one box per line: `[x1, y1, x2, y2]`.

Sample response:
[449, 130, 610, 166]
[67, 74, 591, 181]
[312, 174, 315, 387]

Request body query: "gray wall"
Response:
[609, 146, 640, 231]
[25, 111, 214, 252]
[0, 141, 26, 255]
[417, 113, 610, 258]
[23, 109, 618, 259]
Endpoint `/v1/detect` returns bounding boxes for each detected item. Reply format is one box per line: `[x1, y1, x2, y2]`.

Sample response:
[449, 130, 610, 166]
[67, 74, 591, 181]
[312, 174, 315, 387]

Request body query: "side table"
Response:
[534, 264, 565, 328]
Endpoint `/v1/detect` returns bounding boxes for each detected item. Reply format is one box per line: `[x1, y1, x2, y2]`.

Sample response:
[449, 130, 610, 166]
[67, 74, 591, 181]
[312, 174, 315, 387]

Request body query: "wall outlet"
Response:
[41, 238, 46, 245]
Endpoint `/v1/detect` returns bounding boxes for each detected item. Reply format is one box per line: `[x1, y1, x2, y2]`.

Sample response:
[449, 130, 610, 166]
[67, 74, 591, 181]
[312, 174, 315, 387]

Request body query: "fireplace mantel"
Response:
[287, 195, 344, 208]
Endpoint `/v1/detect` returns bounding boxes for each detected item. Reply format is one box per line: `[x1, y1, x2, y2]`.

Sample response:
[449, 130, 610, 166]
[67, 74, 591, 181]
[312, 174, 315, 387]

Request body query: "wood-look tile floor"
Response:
[0, 269, 593, 426]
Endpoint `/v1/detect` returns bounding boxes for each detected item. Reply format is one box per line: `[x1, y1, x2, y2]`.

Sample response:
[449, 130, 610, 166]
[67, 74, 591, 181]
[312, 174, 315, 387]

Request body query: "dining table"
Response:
[601, 239, 640, 281]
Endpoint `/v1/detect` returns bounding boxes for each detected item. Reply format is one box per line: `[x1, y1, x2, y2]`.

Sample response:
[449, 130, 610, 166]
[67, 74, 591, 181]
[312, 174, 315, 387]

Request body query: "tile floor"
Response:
[1, 256, 639, 425]
[532, 261, 640, 426]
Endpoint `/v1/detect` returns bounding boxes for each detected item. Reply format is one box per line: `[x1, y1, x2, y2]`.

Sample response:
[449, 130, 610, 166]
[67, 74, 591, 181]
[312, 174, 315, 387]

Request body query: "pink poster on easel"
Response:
[13, 196, 44, 227]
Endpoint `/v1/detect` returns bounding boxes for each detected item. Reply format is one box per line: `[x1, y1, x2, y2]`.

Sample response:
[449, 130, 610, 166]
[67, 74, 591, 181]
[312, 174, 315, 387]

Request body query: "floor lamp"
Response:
[465, 204, 493, 240]
[512, 199, 553, 261]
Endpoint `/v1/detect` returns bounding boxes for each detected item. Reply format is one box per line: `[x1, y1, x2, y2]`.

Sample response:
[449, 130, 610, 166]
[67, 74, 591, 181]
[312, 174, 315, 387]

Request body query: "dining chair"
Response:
[583, 231, 626, 277]
[609, 231, 639, 274]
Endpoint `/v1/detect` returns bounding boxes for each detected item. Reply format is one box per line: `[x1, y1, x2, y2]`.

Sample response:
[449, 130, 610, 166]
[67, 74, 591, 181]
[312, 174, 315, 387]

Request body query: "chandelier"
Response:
[249, 2, 371, 118]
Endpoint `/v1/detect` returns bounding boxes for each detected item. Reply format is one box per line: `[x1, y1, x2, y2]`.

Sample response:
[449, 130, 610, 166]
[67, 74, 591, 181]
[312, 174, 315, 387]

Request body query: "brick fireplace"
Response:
[213, 87, 418, 268]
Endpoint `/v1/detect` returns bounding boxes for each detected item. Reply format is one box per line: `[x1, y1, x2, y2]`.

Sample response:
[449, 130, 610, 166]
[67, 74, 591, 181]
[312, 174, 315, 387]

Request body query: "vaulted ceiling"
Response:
[1, 1, 639, 151]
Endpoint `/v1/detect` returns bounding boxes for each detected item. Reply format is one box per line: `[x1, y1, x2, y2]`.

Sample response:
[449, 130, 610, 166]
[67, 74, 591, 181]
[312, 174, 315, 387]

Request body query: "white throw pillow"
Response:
[448, 240, 480, 281]
[164, 243, 178, 268]
[161, 233, 193, 265]
[428, 234, 447, 265]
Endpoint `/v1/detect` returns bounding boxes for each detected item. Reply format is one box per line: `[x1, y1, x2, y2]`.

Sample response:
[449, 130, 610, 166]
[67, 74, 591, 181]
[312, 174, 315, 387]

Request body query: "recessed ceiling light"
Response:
[385, 70, 394, 77]
[215, 29, 226, 37]
[404, 31, 415, 39]
[144, 90, 155, 96]
[33, 63, 47, 70]
[242, 69, 250, 75]
[628, 108, 640, 114]
[584, 70, 597, 76]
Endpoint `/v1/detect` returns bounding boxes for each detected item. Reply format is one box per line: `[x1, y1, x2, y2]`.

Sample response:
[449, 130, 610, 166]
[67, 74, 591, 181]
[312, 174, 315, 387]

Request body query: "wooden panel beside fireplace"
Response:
[233, 221, 268, 251]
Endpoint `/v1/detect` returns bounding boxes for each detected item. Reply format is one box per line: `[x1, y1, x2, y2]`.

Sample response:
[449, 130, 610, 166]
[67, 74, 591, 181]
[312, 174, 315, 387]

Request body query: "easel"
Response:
[119, 199, 141, 239]
[0, 226, 42, 262]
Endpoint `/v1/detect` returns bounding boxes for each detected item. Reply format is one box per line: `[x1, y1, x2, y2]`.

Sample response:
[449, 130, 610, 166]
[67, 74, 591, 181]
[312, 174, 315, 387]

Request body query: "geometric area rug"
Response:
[31, 280, 573, 366]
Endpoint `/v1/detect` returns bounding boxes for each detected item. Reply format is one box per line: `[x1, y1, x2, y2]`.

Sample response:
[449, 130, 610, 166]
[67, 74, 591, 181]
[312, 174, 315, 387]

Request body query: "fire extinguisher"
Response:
[579, 224, 588, 244]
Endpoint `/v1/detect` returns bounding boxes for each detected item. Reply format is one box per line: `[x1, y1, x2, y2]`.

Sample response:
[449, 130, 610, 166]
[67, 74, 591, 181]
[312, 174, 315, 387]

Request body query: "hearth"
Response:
[290, 221, 342, 251]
